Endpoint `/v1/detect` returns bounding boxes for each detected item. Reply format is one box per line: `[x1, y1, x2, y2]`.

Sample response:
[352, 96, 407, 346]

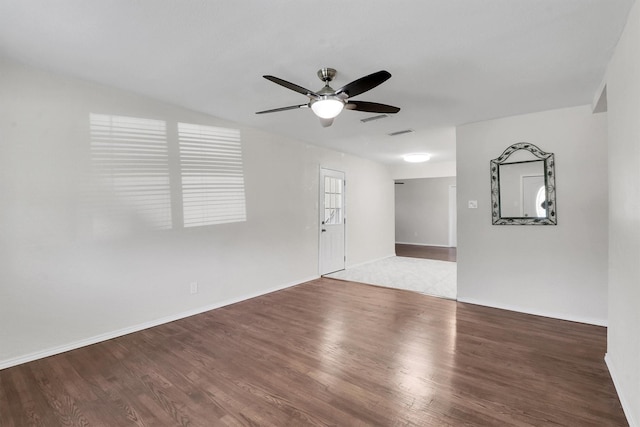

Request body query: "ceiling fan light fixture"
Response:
[403, 153, 431, 163]
[257, 69, 399, 127]
[311, 98, 344, 119]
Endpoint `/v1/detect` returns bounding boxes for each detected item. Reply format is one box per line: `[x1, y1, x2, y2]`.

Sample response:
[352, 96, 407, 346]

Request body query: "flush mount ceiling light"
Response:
[403, 153, 431, 163]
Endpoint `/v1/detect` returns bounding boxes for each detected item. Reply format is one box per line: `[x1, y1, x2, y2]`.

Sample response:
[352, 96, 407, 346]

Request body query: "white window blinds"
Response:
[89, 114, 172, 230]
[178, 123, 247, 227]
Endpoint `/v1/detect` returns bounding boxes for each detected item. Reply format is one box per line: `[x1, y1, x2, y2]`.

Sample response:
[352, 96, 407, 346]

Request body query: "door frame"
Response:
[448, 184, 457, 247]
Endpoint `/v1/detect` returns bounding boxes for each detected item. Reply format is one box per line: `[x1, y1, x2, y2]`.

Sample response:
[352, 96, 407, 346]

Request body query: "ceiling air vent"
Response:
[360, 114, 389, 123]
[388, 129, 414, 136]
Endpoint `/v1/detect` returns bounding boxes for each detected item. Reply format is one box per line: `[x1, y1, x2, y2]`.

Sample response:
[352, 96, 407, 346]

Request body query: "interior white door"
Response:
[319, 168, 345, 275]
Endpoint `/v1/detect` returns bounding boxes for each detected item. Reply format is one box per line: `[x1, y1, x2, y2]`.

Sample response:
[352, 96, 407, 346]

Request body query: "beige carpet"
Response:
[325, 256, 457, 300]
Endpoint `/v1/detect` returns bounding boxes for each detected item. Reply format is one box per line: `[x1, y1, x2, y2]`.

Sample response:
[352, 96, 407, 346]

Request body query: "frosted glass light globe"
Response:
[311, 98, 344, 119]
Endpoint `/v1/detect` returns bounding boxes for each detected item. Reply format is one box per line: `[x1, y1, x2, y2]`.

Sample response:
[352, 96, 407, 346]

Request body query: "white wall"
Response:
[389, 126, 457, 180]
[395, 177, 456, 246]
[390, 160, 456, 180]
[0, 59, 395, 367]
[341, 158, 396, 267]
[456, 105, 609, 325]
[603, 2, 640, 425]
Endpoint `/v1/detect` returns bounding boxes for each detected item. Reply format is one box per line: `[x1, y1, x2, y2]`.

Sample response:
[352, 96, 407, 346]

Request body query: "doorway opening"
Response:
[393, 177, 457, 298]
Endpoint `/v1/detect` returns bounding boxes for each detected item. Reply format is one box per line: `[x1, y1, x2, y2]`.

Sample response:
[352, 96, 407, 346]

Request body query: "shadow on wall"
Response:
[88, 113, 247, 238]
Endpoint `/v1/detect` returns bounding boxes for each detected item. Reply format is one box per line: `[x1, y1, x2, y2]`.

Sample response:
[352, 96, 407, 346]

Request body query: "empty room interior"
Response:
[1, 1, 639, 426]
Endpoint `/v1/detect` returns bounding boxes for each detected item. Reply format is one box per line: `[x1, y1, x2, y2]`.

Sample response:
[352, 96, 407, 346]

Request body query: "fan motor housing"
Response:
[317, 68, 337, 82]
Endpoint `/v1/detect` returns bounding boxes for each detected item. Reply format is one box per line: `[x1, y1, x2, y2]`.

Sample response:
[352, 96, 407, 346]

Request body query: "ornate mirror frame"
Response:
[490, 142, 557, 225]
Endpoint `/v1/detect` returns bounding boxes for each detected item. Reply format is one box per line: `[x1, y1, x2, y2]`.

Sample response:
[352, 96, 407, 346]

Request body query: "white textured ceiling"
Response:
[0, 1, 634, 165]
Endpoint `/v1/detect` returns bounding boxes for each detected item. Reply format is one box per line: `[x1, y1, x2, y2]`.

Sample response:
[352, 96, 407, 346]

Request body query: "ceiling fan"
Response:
[256, 68, 401, 127]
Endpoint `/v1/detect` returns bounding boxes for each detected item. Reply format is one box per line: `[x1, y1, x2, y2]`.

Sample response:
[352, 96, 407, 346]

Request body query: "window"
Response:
[323, 176, 343, 225]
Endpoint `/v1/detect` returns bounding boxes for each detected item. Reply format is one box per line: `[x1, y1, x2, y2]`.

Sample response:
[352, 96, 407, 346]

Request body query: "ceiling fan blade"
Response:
[255, 104, 308, 114]
[263, 75, 320, 99]
[345, 101, 400, 114]
[319, 117, 334, 128]
[335, 70, 392, 98]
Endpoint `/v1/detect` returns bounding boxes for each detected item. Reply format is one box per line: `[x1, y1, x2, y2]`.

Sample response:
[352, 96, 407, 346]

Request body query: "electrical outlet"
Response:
[190, 281, 198, 294]
[468, 200, 478, 209]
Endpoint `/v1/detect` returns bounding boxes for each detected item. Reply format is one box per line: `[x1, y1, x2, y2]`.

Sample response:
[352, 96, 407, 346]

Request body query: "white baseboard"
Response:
[605, 353, 637, 427]
[395, 241, 453, 248]
[456, 296, 607, 327]
[0, 276, 318, 371]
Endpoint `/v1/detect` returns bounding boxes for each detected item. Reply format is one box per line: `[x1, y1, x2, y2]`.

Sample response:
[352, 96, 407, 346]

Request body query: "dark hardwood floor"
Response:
[0, 278, 626, 426]
[396, 243, 457, 262]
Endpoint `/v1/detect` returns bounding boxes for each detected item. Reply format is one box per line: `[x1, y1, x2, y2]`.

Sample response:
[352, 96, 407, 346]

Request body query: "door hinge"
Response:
[344, 255, 346, 261]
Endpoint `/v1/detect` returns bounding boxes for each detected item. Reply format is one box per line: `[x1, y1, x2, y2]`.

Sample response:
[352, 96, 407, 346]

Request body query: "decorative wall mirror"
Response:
[490, 142, 556, 225]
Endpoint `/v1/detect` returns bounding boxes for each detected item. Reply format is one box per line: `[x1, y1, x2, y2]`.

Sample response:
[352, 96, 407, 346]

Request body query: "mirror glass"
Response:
[490, 143, 556, 225]
[498, 160, 545, 218]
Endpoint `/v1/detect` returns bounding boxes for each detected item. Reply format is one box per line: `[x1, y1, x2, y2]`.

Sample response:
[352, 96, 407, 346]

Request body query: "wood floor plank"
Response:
[0, 278, 628, 426]
[395, 244, 457, 261]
